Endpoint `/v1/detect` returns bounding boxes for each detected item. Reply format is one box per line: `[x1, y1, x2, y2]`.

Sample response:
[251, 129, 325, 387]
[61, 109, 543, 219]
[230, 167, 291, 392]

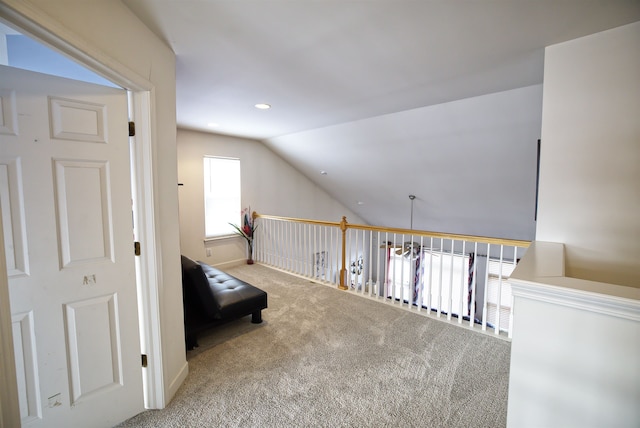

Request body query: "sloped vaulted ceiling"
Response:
[123, 0, 640, 240]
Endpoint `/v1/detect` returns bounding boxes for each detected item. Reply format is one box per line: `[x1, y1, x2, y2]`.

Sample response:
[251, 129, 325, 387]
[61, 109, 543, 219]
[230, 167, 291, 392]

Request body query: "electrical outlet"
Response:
[206, 248, 212, 257]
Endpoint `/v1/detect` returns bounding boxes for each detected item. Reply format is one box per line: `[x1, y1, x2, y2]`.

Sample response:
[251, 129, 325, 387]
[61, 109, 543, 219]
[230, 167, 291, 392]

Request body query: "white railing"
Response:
[253, 214, 530, 338]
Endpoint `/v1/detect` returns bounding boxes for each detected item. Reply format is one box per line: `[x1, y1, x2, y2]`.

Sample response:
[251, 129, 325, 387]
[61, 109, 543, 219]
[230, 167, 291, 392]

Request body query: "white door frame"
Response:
[0, 0, 166, 411]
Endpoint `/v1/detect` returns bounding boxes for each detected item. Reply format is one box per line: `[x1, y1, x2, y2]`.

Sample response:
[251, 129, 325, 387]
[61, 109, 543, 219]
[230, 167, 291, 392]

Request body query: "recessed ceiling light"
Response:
[255, 103, 271, 110]
[320, 170, 327, 175]
[357, 201, 364, 205]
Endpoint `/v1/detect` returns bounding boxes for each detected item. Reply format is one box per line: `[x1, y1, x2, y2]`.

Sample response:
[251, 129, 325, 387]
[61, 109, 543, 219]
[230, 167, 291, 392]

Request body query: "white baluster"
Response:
[482, 244, 491, 331]
[459, 241, 466, 324]
[425, 237, 433, 314]
[437, 238, 444, 318]
[368, 230, 373, 297]
[508, 245, 517, 338]
[417, 235, 422, 309]
[495, 245, 504, 335]
[326, 225, 330, 282]
[336, 226, 340, 286]
[447, 240, 454, 321]
[393, 233, 404, 306]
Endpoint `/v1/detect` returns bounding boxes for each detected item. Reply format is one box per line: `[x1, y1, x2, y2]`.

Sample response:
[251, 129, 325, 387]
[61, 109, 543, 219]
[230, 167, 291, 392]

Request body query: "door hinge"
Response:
[129, 121, 135, 137]
[134, 241, 141, 256]
[141, 354, 148, 368]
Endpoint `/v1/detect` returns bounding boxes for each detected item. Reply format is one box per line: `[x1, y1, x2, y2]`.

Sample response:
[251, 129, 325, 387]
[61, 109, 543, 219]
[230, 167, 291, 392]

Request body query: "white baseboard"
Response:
[213, 259, 248, 270]
[166, 361, 189, 405]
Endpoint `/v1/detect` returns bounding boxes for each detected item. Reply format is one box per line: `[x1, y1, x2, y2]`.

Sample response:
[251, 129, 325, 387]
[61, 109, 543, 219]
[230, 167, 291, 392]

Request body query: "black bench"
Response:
[181, 255, 268, 350]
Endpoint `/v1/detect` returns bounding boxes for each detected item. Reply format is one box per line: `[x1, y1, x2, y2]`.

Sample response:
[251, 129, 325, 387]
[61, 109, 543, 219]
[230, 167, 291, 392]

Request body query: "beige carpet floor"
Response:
[117, 264, 510, 427]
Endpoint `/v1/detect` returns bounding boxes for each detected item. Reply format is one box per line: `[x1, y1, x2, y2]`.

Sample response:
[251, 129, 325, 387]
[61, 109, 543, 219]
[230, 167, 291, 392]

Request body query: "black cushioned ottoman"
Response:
[181, 255, 267, 350]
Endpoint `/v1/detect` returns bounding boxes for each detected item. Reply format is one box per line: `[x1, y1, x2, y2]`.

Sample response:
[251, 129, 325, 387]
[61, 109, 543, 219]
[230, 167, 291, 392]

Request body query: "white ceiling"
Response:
[123, 1, 640, 239]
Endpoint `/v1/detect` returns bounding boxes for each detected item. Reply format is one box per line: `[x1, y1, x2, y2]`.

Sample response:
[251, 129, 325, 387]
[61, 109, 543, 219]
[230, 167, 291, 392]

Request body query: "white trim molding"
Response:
[510, 241, 640, 321]
[511, 279, 640, 322]
[508, 241, 640, 428]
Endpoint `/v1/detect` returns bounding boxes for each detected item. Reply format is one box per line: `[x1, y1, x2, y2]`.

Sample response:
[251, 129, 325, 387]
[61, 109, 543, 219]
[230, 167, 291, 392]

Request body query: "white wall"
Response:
[1, 0, 186, 406]
[509, 284, 640, 427]
[508, 242, 640, 427]
[177, 128, 364, 266]
[507, 22, 640, 428]
[537, 21, 640, 288]
[265, 85, 543, 241]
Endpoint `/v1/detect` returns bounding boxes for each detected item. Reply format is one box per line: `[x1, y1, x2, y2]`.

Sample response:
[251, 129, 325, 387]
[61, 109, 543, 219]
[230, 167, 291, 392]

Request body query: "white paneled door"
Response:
[0, 65, 144, 427]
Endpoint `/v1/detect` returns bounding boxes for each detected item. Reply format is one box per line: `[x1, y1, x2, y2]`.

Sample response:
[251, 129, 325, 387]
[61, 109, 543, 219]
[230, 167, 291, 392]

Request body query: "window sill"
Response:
[204, 234, 238, 243]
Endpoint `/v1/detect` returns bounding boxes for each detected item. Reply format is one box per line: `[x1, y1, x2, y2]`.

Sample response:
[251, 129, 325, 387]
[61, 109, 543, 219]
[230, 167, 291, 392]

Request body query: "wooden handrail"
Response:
[253, 212, 530, 292]
[347, 224, 531, 247]
[254, 212, 530, 248]
[253, 212, 531, 337]
[254, 213, 341, 228]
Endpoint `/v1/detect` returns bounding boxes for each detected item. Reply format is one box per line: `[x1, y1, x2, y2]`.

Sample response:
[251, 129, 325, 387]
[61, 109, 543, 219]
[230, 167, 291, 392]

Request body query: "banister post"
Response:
[339, 216, 348, 290]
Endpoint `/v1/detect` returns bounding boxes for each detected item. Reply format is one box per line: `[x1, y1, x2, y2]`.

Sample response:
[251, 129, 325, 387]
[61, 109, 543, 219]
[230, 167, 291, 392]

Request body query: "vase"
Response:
[247, 241, 254, 265]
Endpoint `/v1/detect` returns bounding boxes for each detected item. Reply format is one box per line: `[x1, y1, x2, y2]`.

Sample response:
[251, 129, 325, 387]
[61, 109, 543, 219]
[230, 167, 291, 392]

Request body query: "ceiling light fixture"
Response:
[255, 103, 271, 110]
[398, 194, 419, 258]
[320, 170, 327, 175]
[409, 194, 416, 229]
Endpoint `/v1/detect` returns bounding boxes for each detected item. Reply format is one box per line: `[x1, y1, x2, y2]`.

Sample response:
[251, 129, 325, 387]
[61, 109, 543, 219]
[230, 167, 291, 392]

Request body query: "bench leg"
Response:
[251, 311, 263, 324]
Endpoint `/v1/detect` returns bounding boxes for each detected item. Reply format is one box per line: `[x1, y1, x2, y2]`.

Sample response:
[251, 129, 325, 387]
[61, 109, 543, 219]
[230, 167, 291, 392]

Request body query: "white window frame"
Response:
[203, 156, 241, 239]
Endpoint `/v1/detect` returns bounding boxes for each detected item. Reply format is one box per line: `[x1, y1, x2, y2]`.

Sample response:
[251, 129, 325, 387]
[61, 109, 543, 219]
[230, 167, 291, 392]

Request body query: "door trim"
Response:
[0, 0, 167, 410]
[129, 90, 165, 408]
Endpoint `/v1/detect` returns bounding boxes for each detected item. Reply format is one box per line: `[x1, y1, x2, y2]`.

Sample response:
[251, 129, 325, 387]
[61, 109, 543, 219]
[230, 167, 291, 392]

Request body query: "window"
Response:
[203, 156, 240, 238]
